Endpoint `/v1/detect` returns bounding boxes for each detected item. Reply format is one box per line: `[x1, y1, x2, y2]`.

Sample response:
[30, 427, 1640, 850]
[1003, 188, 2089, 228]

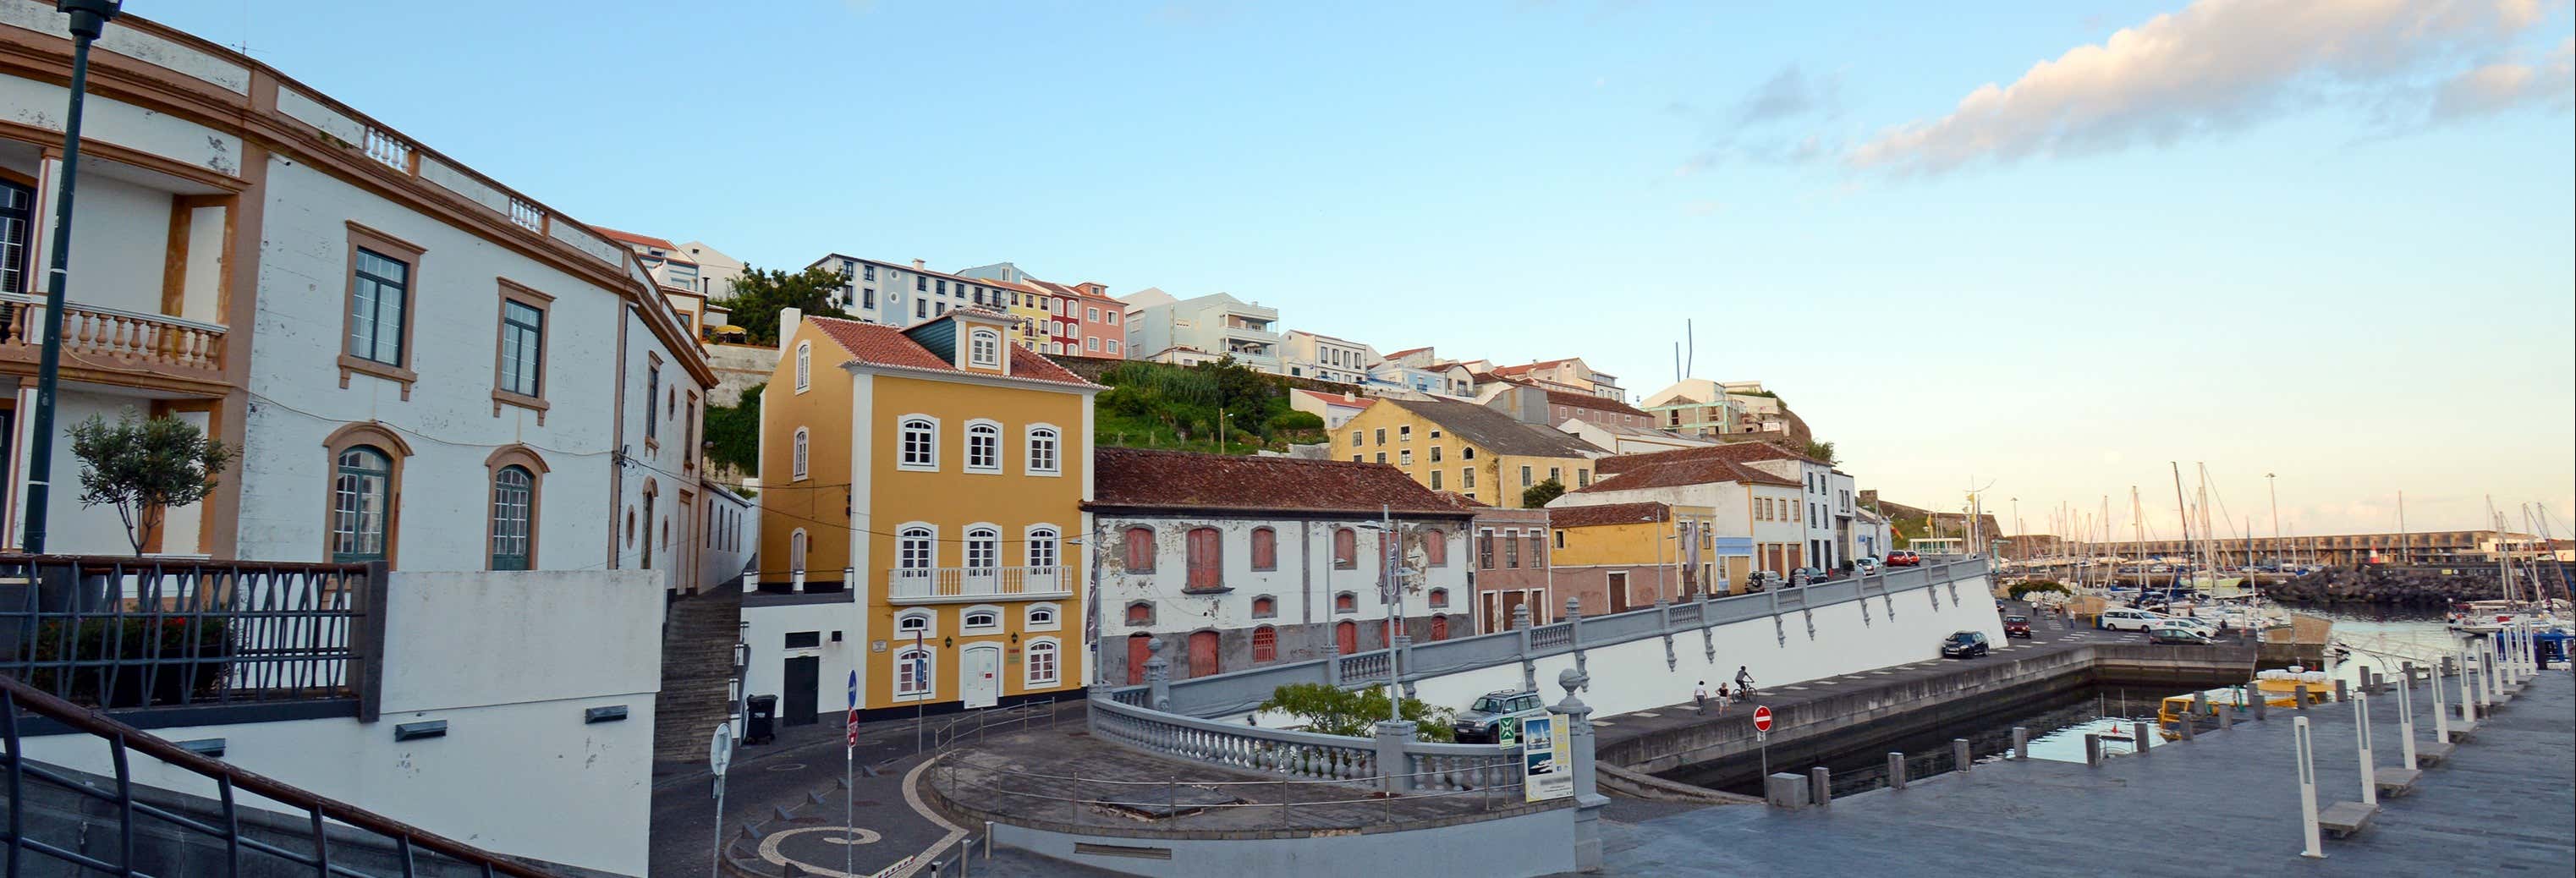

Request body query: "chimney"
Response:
[912, 259, 926, 271]
[777, 306, 802, 359]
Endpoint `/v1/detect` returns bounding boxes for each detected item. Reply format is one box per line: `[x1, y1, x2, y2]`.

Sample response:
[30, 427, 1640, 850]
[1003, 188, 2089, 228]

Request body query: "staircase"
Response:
[654, 585, 744, 762]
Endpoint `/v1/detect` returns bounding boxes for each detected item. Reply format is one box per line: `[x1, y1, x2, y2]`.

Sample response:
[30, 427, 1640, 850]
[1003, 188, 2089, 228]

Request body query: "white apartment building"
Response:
[1122, 289, 1283, 373]
[1281, 330, 1376, 385]
[806, 253, 1031, 329]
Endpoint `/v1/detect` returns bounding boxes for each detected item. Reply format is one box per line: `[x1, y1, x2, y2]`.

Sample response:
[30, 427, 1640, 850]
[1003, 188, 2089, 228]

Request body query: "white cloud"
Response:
[1849, 0, 2568, 175]
[2432, 36, 2576, 118]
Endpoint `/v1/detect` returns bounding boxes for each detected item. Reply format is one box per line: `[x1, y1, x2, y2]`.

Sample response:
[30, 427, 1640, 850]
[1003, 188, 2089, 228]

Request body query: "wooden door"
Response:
[1188, 630, 1221, 678]
[1336, 621, 1358, 655]
[1126, 634, 1153, 684]
[1607, 572, 1630, 613]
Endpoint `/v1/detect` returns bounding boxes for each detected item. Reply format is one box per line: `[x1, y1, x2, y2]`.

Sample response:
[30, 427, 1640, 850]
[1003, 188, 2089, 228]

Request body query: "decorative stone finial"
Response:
[1558, 667, 1589, 696]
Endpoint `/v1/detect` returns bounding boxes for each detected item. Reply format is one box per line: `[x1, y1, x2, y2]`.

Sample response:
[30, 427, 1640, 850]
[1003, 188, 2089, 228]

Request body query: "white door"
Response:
[961, 645, 1002, 709]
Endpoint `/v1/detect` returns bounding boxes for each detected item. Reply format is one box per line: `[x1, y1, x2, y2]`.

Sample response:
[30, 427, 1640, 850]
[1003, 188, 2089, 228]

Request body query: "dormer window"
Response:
[968, 327, 1002, 369]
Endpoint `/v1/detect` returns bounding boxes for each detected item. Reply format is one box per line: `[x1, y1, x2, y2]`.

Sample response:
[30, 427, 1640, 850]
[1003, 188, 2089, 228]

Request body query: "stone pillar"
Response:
[1764, 773, 1810, 809]
[1810, 766, 1832, 806]
[1394, 634, 1417, 701]
[2084, 733, 2103, 766]
[1515, 604, 1538, 692]
[2012, 727, 2029, 760]
[1513, 602, 1533, 631]
[2134, 722, 2151, 755]
[1566, 598, 1589, 685]
[1144, 638, 1172, 712]
[2293, 684, 2309, 711]
[1888, 752, 1908, 790]
[1953, 738, 1971, 771]
[1374, 720, 1418, 795]
[1554, 668, 1609, 871]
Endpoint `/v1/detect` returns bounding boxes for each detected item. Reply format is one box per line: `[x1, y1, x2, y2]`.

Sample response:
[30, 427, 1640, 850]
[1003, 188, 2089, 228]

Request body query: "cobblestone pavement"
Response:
[1597, 664, 2574, 876]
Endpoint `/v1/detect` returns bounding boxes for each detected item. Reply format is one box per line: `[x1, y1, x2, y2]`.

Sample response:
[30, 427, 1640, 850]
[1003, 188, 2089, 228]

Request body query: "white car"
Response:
[2098, 608, 2164, 631]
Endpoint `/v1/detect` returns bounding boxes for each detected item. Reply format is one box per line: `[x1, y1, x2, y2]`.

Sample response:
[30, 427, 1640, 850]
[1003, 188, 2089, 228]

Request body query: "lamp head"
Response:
[57, 0, 121, 41]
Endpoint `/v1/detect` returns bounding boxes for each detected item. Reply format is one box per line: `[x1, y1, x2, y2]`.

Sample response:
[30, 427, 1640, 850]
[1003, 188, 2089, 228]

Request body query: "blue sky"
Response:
[141, 1, 2574, 539]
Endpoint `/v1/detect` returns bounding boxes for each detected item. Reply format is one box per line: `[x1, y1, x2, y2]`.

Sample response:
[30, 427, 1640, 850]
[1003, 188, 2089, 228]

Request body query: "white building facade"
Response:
[1121, 290, 1283, 373]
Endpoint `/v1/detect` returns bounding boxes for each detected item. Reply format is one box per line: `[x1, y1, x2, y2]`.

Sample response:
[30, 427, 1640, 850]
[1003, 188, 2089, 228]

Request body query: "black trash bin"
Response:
[745, 694, 778, 745]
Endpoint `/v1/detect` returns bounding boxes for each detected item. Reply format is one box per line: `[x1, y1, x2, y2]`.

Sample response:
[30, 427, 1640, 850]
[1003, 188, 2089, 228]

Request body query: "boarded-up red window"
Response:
[1250, 527, 1277, 571]
[1125, 601, 1152, 625]
[1185, 527, 1222, 590]
[1335, 621, 1358, 655]
[1335, 592, 1356, 613]
[1431, 616, 1449, 640]
[1429, 588, 1449, 608]
[1123, 527, 1156, 573]
[1251, 596, 1276, 618]
[1332, 528, 1357, 568]
[1424, 530, 1447, 567]
[1252, 626, 1277, 662]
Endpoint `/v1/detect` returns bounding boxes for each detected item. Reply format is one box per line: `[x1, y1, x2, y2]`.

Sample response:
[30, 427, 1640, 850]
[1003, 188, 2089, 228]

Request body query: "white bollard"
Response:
[2433, 656, 2452, 743]
[2294, 716, 2324, 859]
[2354, 689, 2376, 806]
[2396, 662, 2418, 770]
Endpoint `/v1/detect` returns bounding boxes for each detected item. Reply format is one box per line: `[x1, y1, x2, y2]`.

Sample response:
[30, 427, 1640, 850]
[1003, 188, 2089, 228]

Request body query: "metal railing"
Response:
[0, 672, 556, 876]
[0, 555, 382, 714]
[885, 566, 1072, 602]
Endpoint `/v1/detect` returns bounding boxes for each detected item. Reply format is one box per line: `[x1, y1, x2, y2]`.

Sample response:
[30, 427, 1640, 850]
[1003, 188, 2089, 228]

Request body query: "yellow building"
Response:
[1544, 502, 1733, 612]
[1337, 398, 1600, 508]
[761, 309, 1101, 713]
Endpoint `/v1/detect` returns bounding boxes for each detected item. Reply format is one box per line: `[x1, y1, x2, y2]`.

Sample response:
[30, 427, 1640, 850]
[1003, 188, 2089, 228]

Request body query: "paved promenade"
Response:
[1598, 665, 2574, 875]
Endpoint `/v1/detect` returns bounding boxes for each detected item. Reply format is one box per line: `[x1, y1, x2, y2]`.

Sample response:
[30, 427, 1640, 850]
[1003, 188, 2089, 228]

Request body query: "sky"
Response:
[139, 0, 2575, 541]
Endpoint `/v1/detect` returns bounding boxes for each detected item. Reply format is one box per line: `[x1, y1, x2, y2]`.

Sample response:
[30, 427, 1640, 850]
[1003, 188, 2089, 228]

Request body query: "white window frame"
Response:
[964, 419, 1003, 474]
[895, 607, 937, 638]
[789, 528, 809, 574]
[897, 414, 940, 471]
[897, 523, 937, 571]
[1025, 524, 1061, 570]
[1025, 424, 1062, 475]
[1106, 310, 1119, 325]
[960, 603, 1005, 635]
[893, 645, 936, 700]
[791, 427, 810, 481]
[967, 327, 1002, 368]
[1024, 601, 1063, 633]
[794, 342, 811, 393]
[1107, 339, 1120, 354]
[1086, 337, 1100, 352]
[963, 524, 1002, 571]
[1024, 637, 1063, 688]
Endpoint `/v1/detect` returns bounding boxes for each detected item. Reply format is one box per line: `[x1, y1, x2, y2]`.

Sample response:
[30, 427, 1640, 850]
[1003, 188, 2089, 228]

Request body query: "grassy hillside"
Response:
[1092, 358, 1324, 455]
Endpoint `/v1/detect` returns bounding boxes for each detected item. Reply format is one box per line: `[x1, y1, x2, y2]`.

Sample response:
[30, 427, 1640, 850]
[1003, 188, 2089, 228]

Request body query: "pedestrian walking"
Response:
[1716, 683, 1731, 715]
[1694, 681, 1709, 715]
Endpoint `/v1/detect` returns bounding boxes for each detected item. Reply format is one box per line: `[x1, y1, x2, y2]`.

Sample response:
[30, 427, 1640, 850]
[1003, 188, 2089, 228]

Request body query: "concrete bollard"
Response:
[1888, 753, 1908, 790]
[2179, 709, 2195, 741]
[2084, 733, 2103, 766]
[2012, 727, 2029, 760]
[2333, 678, 2348, 704]
[2134, 722, 2151, 755]
[2220, 701, 2233, 731]
[1953, 738, 1971, 772]
[2293, 684, 2310, 711]
[2254, 689, 2269, 721]
[1766, 772, 1810, 809]
[1810, 767, 1831, 807]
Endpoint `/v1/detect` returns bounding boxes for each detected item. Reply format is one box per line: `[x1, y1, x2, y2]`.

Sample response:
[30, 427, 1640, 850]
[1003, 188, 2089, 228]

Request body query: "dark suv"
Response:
[1453, 689, 1545, 743]
[1940, 629, 1991, 658]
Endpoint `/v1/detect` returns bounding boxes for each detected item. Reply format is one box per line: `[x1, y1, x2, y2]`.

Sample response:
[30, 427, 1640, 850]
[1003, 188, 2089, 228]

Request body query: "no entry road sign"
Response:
[1753, 705, 1774, 733]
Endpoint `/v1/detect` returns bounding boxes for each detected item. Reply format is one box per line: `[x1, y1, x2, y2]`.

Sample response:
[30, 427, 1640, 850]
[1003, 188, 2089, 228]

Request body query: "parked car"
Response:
[1453, 689, 1546, 743]
[1792, 567, 1830, 584]
[2148, 626, 2215, 645]
[2097, 607, 2167, 632]
[1940, 630, 1991, 658]
[1887, 550, 1923, 568]
[1858, 555, 1881, 571]
[2003, 615, 2033, 638]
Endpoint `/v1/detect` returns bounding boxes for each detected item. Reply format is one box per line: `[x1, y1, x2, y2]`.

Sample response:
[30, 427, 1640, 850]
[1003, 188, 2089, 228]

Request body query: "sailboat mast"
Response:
[2171, 463, 2191, 593]
[2397, 490, 2408, 566]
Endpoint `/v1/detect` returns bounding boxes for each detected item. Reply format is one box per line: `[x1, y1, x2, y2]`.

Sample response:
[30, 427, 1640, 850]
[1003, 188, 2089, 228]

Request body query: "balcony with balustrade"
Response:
[886, 565, 1075, 604]
[0, 148, 238, 397]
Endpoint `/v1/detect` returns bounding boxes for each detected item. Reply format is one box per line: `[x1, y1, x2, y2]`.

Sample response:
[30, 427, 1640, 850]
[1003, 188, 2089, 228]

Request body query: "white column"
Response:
[2432, 655, 2452, 743]
[2396, 666, 2417, 770]
[2354, 689, 2376, 806]
[2294, 716, 2324, 859]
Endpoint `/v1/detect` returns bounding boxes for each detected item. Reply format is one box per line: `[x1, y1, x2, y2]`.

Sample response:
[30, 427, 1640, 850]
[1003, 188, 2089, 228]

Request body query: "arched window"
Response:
[1334, 591, 1357, 614]
[897, 524, 935, 577]
[1123, 526, 1156, 573]
[968, 328, 1002, 368]
[894, 646, 933, 699]
[1025, 602, 1062, 631]
[1024, 639, 1061, 687]
[962, 605, 1002, 634]
[1125, 601, 1154, 626]
[1184, 527, 1222, 591]
[1250, 527, 1277, 571]
[331, 445, 394, 562]
[964, 525, 1000, 571]
[1025, 525, 1060, 570]
[1250, 595, 1277, 618]
[964, 420, 1002, 473]
[489, 465, 535, 570]
[791, 428, 810, 481]
[788, 528, 809, 574]
[1332, 527, 1357, 569]
[1431, 615, 1449, 640]
[898, 415, 938, 469]
[1251, 626, 1277, 662]
[1424, 529, 1447, 567]
[1429, 588, 1450, 609]
[895, 608, 935, 637]
[1025, 425, 1061, 475]
[794, 341, 811, 392]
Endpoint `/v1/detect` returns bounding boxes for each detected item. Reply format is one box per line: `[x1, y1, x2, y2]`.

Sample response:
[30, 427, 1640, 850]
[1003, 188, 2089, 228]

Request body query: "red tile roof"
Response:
[1090, 448, 1482, 516]
[1574, 456, 1799, 493]
[1594, 442, 1822, 477]
[1383, 346, 1433, 359]
[806, 316, 1096, 387]
[1546, 502, 1672, 529]
[597, 227, 679, 250]
[1545, 389, 1645, 417]
[1293, 388, 1376, 409]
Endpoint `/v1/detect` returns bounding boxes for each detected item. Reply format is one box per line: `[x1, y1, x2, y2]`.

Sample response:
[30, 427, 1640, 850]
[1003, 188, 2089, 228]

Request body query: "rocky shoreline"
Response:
[2266, 567, 2519, 606]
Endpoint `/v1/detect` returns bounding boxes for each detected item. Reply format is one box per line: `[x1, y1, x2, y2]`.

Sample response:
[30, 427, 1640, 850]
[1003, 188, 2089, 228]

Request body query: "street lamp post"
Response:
[20, 0, 123, 554]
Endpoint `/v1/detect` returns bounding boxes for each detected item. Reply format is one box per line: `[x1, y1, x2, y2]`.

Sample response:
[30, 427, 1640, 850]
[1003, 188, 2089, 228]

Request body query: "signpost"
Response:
[1753, 706, 1773, 778]
[708, 724, 733, 878]
[845, 670, 860, 878]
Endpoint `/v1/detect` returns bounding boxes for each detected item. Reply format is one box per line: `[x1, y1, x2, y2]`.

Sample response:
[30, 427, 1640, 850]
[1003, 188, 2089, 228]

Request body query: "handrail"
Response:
[0, 672, 560, 877]
[0, 292, 230, 334]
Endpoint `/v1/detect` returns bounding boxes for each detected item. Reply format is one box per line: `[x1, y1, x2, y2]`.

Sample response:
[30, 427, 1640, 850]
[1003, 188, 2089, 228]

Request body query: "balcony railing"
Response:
[886, 566, 1073, 603]
[0, 294, 228, 384]
[0, 555, 382, 716]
